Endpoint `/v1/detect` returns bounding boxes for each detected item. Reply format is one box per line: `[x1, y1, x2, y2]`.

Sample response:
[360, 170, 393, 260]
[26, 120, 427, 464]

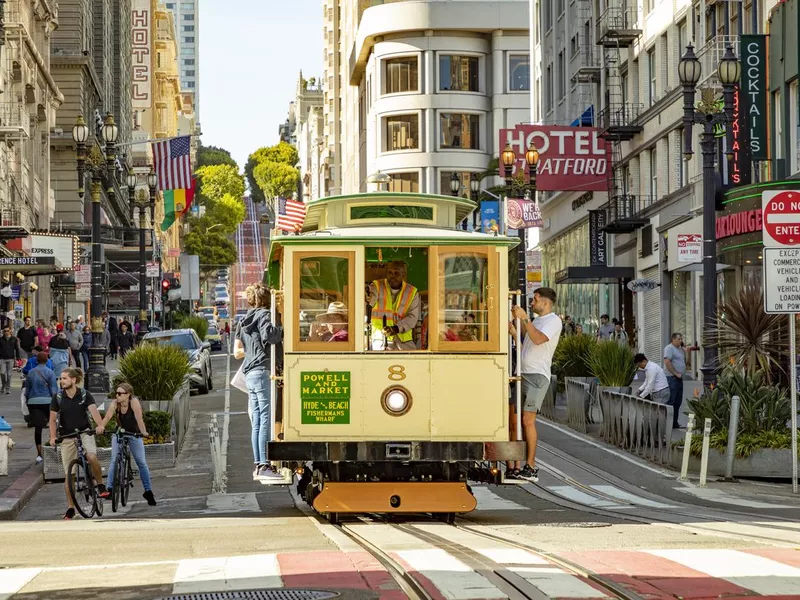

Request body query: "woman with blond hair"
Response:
[233, 283, 283, 481]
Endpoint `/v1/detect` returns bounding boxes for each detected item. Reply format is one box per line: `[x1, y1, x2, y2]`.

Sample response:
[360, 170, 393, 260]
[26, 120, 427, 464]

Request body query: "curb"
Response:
[0, 463, 44, 520]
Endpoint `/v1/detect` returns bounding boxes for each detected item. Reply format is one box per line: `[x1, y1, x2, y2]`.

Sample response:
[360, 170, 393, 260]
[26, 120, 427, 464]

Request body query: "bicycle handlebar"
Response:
[114, 429, 144, 438]
[55, 428, 96, 443]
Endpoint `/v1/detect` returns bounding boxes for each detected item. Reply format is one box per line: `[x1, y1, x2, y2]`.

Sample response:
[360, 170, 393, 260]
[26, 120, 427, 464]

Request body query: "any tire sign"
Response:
[762, 190, 800, 247]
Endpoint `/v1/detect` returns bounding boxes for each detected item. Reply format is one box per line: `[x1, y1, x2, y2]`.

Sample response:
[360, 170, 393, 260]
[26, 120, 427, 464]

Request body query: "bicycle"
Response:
[57, 429, 103, 519]
[111, 429, 143, 512]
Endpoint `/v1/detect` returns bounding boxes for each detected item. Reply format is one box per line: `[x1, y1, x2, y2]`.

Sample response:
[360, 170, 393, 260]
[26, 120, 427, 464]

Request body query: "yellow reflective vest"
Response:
[370, 279, 417, 344]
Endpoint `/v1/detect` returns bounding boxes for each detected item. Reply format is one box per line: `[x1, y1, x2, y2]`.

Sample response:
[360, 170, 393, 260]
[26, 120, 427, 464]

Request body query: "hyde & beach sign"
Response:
[300, 371, 351, 424]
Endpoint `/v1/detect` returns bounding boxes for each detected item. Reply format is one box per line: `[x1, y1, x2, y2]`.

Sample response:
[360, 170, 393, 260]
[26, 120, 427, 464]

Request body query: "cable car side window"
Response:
[294, 251, 355, 352]
[431, 246, 498, 352]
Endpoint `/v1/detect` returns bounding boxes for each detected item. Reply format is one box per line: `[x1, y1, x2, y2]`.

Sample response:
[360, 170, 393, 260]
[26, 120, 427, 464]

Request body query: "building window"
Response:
[774, 90, 783, 160]
[557, 51, 565, 97]
[181, 47, 193, 55]
[570, 33, 580, 57]
[384, 114, 419, 151]
[557, 0, 565, 16]
[646, 0, 655, 13]
[543, 0, 552, 30]
[649, 147, 658, 199]
[677, 129, 688, 187]
[184, 37, 195, 43]
[388, 172, 420, 193]
[648, 49, 656, 104]
[183, 13, 194, 20]
[181, 2, 194, 9]
[440, 113, 480, 150]
[183, 25, 195, 32]
[184, 59, 195, 65]
[439, 55, 479, 92]
[384, 56, 418, 94]
[509, 55, 530, 91]
[545, 65, 553, 112]
[166, 2, 175, 8]
[439, 172, 477, 199]
[184, 70, 196, 77]
[187, 81, 196, 88]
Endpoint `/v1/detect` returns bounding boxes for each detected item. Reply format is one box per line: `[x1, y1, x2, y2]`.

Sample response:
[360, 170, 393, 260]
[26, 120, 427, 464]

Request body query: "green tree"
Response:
[253, 161, 299, 203]
[205, 193, 246, 234]
[183, 229, 237, 274]
[245, 142, 299, 204]
[196, 164, 245, 204]
[197, 145, 238, 169]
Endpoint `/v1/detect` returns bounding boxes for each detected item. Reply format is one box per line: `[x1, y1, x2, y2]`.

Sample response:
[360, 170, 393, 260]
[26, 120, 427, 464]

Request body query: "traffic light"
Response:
[161, 278, 170, 304]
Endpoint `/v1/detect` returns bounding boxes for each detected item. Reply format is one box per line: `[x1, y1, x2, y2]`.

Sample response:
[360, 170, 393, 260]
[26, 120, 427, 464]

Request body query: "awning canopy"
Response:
[0, 255, 65, 274]
[556, 266, 635, 284]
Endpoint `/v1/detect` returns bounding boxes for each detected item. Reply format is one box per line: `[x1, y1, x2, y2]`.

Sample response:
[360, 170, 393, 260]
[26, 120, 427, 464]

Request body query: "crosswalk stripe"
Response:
[396, 548, 506, 599]
[590, 485, 676, 509]
[512, 567, 611, 598]
[647, 549, 800, 596]
[675, 486, 799, 509]
[471, 485, 529, 511]
[172, 554, 281, 594]
[0, 568, 41, 600]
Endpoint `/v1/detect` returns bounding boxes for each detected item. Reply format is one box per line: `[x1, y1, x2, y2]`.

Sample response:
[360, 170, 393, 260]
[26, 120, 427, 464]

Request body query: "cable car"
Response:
[265, 190, 526, 522]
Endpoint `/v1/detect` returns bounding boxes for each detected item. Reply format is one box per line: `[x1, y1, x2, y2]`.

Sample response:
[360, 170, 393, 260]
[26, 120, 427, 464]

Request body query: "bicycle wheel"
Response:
[120, 452, 131, 506]
[67, 459, 95, 519]
[111, 455, 122, 512]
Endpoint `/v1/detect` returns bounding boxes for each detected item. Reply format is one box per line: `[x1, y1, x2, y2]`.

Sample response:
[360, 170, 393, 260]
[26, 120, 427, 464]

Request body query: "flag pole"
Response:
[115, 133, 201, 148]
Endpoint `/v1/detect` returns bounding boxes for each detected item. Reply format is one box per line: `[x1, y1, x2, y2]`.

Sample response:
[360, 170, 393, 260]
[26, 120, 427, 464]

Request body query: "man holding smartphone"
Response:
[663, 333, 687, 429]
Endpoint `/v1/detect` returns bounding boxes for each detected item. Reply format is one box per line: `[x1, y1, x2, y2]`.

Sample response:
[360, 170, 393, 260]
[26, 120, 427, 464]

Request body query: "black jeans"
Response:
[667, 376, 683, 426]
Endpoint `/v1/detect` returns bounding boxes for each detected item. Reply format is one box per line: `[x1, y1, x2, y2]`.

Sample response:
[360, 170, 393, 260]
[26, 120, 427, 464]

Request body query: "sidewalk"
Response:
[0, 358, 122, 519]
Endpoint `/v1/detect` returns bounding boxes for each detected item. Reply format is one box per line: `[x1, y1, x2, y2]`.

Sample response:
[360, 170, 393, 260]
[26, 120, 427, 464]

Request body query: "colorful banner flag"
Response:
[506, 198, 543, 229]
[276, 197, 307, 231]
[178, 179, 196, 217]
[160, 190, 176, 231]
[151, 136, 192, 191]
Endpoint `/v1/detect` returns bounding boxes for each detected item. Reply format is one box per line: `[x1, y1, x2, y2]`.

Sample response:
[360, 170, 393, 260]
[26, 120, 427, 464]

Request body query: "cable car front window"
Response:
[295, 252, 354, 350]
[438, 250, 492, 346]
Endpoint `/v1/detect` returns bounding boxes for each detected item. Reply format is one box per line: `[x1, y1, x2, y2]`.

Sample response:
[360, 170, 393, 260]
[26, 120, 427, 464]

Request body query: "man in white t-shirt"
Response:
[508, 287, 562, 483]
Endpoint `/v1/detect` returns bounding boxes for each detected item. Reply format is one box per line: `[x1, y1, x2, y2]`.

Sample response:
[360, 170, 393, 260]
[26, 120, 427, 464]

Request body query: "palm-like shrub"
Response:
[118, 344, 191, 403]
[180, 315, 209, 341]
[705, 285, 789, 380]
[554, 334, 597, 380]
[587, 340, 637, 386]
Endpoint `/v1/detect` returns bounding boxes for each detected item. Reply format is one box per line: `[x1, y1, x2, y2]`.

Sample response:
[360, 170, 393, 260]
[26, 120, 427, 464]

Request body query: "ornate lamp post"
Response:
[525, 142, 540, 199]
[501, 144, 527, 306]
[72, 113, 118, 393]
[679, 44, 741, 389]
[470, 173, 480, 230]
[449, 172, 460, 197]
[127, 169, 157, 342]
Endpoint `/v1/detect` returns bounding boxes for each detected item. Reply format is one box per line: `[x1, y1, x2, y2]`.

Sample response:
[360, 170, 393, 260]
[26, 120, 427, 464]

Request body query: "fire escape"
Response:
[596, 2, 647, 234]
[572, 0, 601, 124]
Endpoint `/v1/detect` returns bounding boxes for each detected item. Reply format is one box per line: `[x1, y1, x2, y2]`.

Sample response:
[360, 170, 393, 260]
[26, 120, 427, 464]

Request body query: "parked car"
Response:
[218, 309, 229, 319]
[141, 328, 213, 394]
[206, 325, 222, 351]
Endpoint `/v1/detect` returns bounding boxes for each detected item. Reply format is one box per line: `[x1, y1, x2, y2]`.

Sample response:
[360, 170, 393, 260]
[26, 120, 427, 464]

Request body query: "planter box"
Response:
[43, 442, 175, 481]
[670, 447, 795, 479]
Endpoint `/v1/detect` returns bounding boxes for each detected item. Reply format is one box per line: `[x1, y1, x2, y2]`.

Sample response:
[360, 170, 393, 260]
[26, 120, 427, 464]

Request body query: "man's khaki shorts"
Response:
[60, 434, 97, 473]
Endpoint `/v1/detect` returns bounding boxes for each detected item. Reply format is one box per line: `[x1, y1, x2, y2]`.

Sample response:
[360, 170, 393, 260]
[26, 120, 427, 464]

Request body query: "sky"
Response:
[199, 0, 323, 169]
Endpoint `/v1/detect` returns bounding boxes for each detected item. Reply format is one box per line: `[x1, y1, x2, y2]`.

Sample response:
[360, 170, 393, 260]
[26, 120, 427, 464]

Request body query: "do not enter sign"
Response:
[763, 190, 800, 247]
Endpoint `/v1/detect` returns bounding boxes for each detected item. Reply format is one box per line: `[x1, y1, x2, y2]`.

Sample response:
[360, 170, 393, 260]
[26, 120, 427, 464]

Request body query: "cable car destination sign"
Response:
[300, 371, 351, 424]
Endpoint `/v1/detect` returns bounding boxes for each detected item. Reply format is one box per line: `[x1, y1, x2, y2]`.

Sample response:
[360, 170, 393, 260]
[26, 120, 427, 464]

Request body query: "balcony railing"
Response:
[3, 0, 34, 32]
[0, 103, 31, 138]
[602, 194, 652, 233]
[572, 47, 602, 80]
[695, 35, 739, 88]
[0, 197, 35, 239]
[597, 6, 642, 46]
[597, 103, 643, 141]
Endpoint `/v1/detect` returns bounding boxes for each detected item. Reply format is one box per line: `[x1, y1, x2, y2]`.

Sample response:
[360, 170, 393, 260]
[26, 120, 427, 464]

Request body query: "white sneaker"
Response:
[256, 466, 284, 481]
[35, 456, 43, 464]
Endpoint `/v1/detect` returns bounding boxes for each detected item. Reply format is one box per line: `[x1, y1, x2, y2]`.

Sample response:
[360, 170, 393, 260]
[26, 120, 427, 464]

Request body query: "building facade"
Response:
[327, 0, 532, 198]
[537, 0, 776, 374]
[281, 72, 324, 202]
[0, 0, 63, 318]
[163, 0, 198, 121]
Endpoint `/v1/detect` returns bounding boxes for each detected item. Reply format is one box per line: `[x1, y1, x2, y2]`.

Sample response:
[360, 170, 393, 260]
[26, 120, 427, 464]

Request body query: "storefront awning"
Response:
[556, 266, 635, 284]
[0, 256, 65, 273]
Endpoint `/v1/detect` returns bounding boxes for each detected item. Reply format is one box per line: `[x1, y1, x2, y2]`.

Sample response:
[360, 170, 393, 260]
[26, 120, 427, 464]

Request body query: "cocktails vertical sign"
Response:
[740, 35, 768, 160]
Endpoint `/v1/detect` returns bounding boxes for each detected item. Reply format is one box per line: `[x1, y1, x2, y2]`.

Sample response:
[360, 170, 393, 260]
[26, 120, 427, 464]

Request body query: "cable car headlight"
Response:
[381, 386, 412, 416]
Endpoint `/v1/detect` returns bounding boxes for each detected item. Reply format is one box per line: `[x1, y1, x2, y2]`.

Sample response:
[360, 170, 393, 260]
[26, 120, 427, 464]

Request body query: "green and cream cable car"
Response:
[265, 190, 526, 522]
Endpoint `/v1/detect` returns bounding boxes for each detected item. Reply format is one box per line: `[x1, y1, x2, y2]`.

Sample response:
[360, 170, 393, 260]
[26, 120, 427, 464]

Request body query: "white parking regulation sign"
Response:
[763, 247, 800, 313]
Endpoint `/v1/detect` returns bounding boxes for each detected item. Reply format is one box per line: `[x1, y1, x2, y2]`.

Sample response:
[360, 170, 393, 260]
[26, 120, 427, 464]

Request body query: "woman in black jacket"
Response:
[117, 323, 135, 358]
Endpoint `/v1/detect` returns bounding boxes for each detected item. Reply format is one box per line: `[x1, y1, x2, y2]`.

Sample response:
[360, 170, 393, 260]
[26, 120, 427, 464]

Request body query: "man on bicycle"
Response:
[48, 367, 106, 519]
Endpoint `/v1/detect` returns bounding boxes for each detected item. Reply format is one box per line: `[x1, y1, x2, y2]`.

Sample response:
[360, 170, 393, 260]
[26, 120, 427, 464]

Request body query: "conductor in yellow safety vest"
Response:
[366, 260, 420, 350]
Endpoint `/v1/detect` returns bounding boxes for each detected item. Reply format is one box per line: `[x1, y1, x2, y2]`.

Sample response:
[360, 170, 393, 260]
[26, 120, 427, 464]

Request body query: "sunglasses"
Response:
[115, 391, 130, 396]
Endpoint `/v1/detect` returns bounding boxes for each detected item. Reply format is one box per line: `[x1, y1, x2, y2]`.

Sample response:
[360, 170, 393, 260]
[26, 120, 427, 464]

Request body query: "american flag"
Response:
[151, 136, 192, 191]
[276, 198, 307, 231]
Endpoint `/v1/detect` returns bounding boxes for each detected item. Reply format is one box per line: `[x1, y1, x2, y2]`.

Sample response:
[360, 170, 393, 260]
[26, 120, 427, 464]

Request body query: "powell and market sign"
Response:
[740, 35, 768, 161]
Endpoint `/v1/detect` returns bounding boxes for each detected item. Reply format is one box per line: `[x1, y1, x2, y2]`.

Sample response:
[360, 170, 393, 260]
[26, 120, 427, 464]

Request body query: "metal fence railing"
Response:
[598, 388, 674, 465]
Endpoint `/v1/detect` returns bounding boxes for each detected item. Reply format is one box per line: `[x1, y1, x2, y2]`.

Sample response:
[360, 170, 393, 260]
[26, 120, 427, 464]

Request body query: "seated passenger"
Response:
[309, 302, 348, 342]
[366, 260, 420, 351]
[441, 316, 478, 342]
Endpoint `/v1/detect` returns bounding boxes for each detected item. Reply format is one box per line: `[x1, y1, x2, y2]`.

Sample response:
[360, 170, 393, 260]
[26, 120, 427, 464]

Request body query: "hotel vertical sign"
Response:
[132, 0, 151, 109]
[740, 35, 768, 160]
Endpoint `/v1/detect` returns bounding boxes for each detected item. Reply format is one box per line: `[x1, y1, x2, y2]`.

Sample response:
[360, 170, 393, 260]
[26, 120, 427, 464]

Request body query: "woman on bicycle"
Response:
[100, 382, 156, 506]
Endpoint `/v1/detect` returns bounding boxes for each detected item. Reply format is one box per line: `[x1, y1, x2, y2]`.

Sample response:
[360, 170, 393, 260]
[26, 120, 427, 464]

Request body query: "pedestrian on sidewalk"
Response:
[507, 287, 562, 483]
[36, 319, 52, 352]
[16, 316, 37, 360]
[611, 321, 629, 347]
[25, 351, 59, 463]
[634, 353, 671, 405]
[596, 314, 614, 340]
[663, 333, 687, 428]
[81, 326, 92, 371]
[100, 382, 156, 506]
[233, 283, 284, 482]
[66, 322, 83, 371]
[49, 368, 107, 520]
[48, 324, 74, 378]
[117, 323, 135, 358]
[0, 326, 20, 394]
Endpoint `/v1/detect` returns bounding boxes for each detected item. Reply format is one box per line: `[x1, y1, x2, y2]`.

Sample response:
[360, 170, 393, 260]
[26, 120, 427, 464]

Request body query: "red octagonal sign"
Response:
[762, 190, 800, 247]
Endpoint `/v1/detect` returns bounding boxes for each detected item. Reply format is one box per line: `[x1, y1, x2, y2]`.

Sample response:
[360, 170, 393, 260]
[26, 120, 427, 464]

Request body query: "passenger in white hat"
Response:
[310, 302, 348, 342]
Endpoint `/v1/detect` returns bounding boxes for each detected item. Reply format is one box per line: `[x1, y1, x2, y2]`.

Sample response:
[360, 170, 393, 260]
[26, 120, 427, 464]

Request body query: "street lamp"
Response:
[73, 112, 119, 394]
[525, 142, 540, 199]
[501, 144, 516, 187]
[127, 170, 155, 342]
[501, 144, 527, 306]
[470, 173, 480, 230]
[449, 172, 461, 197]
[147, 167, 158, 225]
[679, 43, 740, 389]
